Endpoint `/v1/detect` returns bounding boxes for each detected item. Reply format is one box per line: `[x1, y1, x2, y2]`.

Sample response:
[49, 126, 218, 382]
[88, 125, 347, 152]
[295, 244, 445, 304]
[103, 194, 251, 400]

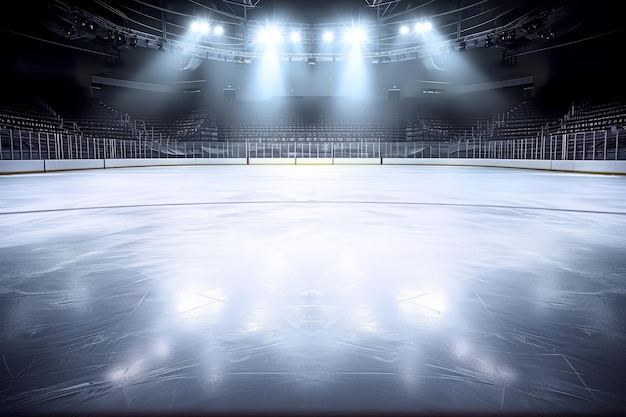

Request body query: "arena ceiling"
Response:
[4, 0, 621, 63]
[1, 0, 623, 105]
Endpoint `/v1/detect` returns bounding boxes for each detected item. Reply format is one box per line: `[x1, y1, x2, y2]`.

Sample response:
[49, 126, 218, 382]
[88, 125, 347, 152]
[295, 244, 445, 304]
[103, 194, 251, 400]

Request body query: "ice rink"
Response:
[1, 164, 626, 416]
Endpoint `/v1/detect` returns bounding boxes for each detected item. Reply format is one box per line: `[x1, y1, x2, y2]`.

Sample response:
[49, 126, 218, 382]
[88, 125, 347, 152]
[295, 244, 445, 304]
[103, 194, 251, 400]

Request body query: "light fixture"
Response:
[344, 26, 366, 44]
[414, 21, 432, 33]
[323, 30, 334, 43]
[258, 26, 282, 44]
[191, 20, 210, 35]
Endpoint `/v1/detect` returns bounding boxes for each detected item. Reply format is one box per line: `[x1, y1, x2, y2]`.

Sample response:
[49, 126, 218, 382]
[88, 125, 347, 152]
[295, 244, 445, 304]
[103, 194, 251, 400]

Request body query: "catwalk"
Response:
[1, 165, 625, 416]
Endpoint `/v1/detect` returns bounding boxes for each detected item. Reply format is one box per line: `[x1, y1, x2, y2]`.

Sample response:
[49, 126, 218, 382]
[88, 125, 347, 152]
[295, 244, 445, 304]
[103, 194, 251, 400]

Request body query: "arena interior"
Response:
[1, 1, 625, 416]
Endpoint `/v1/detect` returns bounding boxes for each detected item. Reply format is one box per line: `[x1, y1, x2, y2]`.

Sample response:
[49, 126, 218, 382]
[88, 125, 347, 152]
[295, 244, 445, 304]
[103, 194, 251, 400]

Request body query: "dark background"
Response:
[1, 0, 623, 116]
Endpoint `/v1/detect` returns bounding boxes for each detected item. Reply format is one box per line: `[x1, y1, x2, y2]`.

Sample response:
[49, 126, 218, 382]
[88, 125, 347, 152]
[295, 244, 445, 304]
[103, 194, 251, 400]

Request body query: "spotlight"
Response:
[258, 26, 282, 44]
[129, 35, 138, 48]
[290, 30, 301, 43]
[191, 20, 210, 35]
[76, 17, 97, 32]
[156, 39, 164, 51]
[500, 29, 516, 43]
[323, 30, 334, 43]
[414, 21, 432, 33]
[485, 36, 493, 48]
[213, 25, 224, 35]
[522, 18, 544, 33]
[538, 27, 554, 40]
[344, 26, 366, 44]
[400, 25, 409, 35]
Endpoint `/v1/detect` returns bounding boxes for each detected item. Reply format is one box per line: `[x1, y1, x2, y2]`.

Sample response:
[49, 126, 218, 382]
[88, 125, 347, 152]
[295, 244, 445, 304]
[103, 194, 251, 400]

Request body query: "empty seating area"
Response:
[62, 98, 135, 141]
[130, 108, 219, 141]
[1, 93, 624, 163]
[0, 97, 66, 134]
[559, 99, 626, 134]
[224, 107, 394, 142]
[489, 99, 567, 141]
[406, 109, 491, 142]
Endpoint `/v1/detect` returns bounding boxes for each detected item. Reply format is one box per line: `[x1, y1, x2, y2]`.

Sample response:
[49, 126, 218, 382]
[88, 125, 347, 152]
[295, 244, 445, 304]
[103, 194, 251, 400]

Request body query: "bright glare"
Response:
[176, 288, 225, 318]
[323, 30, 334, 42]
[398, 288, 447, 319]
[258, 26, 282, 44]
[344, 27, 367, 44]
[191, 20, 210, 35]
[400, 25, 410, 35]
[415, 21, 432, 33]
[213, 25, 224, 35]
[290, 30, 301, 43]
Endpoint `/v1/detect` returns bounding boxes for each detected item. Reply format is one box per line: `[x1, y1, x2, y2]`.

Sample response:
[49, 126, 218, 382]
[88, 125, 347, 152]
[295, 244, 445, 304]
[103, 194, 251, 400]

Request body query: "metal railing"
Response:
[1, 127, 624, 161]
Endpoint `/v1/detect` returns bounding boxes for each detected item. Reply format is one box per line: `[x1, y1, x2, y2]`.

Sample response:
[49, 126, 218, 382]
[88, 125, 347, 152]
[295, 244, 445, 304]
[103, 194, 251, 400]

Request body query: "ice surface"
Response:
[1, 165, 625, 415]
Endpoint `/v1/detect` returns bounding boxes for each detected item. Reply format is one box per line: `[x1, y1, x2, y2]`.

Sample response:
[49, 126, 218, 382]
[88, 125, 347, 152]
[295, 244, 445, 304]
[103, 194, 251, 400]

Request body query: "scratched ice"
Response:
[1, 165, 625, 415]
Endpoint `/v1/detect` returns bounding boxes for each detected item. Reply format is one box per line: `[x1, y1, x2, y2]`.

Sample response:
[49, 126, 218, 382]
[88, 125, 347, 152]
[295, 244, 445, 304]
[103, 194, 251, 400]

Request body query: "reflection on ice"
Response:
[398, 288, 447, 319]
[176, 288, 225, 320]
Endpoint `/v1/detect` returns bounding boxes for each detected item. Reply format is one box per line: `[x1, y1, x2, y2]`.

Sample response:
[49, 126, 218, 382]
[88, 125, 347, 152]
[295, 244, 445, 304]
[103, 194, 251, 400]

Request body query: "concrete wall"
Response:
[2, 158, 626, 175]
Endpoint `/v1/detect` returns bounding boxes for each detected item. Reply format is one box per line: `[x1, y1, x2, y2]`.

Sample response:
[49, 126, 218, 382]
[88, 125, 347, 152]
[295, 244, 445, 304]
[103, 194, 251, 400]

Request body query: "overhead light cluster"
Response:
[344, 26, 367, 44]
[190, 19, 224, 36]
[252, 25, 371, 46]
[400, 21, 433, 35]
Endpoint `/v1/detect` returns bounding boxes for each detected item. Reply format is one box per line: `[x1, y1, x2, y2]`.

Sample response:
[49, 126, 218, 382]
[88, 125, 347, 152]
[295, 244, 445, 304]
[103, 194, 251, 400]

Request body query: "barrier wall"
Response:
[333, 158, 382, 165]
[382, 158, 626, 174]
[0, 160, 45, 174]
[104, 158, 247, 168]
[195, 158, 247, 165]
[383, 158, 552, 170]
[248, 158, 296, 165]
[296, 158, 333, 165]
[45, 159, 105, 172]
[104, 158, 193, 168]
[2, 158, 625, 175]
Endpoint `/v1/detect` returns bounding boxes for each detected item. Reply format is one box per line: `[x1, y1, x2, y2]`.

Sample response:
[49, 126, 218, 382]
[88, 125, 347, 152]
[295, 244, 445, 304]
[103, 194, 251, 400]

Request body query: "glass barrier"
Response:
[1, 128, 624, 161]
